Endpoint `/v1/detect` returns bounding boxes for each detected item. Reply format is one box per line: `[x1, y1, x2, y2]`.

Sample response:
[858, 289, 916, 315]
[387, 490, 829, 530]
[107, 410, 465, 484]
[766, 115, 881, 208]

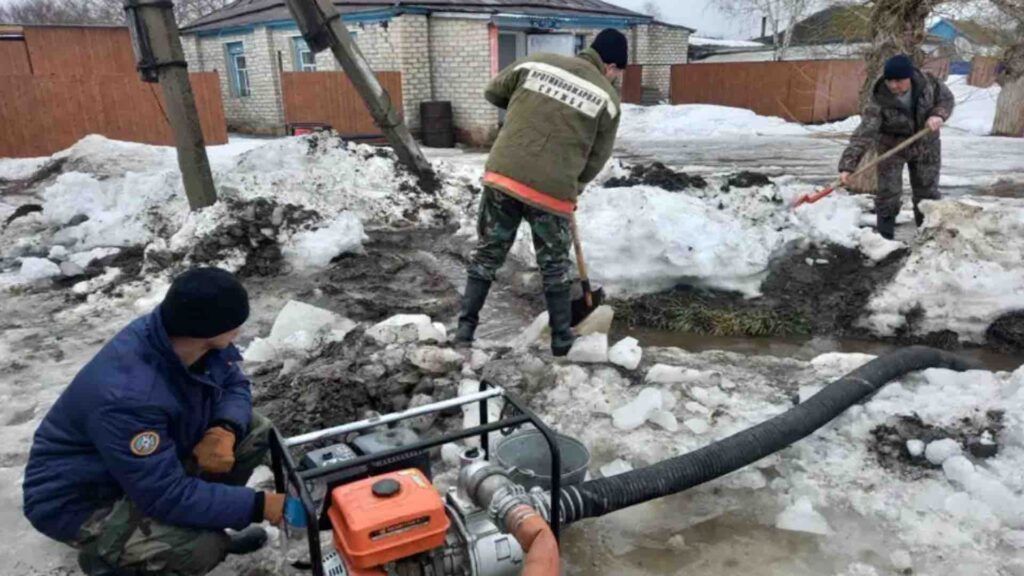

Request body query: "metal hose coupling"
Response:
[458, 461, 539, 532]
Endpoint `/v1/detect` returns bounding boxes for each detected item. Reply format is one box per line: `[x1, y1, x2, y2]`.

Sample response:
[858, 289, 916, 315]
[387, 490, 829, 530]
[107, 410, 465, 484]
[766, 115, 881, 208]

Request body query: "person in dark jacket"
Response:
[23, 268, 289, 576]
[839, 54, 955, 239]
[453, 28, 627, 356]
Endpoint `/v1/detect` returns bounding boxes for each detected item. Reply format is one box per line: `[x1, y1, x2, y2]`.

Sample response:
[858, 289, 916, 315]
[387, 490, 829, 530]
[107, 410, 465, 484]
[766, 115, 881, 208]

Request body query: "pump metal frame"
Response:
[269, 381, 563, 576]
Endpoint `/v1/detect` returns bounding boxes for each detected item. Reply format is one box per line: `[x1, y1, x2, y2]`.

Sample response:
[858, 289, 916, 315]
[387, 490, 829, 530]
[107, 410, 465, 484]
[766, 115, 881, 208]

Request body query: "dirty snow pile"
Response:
[571, 164, 894, 297]
[618, 103, 810, 142]
[511, 345, 1024, 576]
[860, 197, 1024, 342]
[0, 133, 471, 289]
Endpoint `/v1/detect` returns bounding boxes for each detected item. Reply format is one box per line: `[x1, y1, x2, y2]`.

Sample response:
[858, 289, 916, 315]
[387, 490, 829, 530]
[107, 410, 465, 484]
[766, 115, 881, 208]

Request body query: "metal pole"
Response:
[285, 387, 505, 447]
[126, 0, 217, 210]
[283, 0, 436, 184]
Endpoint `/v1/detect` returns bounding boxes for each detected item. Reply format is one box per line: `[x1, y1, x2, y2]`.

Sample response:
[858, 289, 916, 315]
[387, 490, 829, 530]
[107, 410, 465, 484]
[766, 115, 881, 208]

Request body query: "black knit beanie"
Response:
[591, 28, 628, 69]
[160, 267, 250, 338]
[884, 55, 914, 80]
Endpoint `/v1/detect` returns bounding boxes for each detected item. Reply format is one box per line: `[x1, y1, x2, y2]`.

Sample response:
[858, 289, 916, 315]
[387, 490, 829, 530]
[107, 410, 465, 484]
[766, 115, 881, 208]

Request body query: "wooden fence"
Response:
[968, 56, 1001, 88]
[670, 57, 952, 124]
[622, 64, 643, 104]
[670, 60, 867, 123]
[0, 25, 227, 158]
[281, 71, 403, 138]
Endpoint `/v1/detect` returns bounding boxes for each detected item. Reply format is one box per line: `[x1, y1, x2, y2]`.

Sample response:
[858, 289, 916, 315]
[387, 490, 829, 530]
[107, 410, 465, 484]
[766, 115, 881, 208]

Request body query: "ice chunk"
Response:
[685, 401, 710, 415]
[245, 300, 356, 362]
[906, 439, 925, 457]
[608, 337, 642, 370]
[441, 443, 462, 467]
[683, 418, 709, 435]
[567, 333, 609, 363]
[645, 364, 704, 385]
[925, 438, 962, 465]
[858, 228, 905, 262]
[16, 257, 60, 282]
[69, 247, 120, 268]
[775, 498, 832, 535]
[649, 409, 679, 432]
[510, 311, 549, 350]
[574, 305, 614, 336]
[942, 455, 976, 486]
[409, 346, 464, 374]
[470, 350, 491, 372]
[283, 211, 366, 271]
[889, 550, 912, 572]
[611, 387, 663, 431]
[666, 534, 686, 551]
[600, 459, 634, 477]
[48, 245, 68, 260]
[367, 314, 444, 345]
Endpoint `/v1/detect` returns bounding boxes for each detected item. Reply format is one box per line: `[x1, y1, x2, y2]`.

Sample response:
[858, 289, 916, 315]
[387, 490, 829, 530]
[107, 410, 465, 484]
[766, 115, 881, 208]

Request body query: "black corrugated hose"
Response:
[553, 346, 980, 524]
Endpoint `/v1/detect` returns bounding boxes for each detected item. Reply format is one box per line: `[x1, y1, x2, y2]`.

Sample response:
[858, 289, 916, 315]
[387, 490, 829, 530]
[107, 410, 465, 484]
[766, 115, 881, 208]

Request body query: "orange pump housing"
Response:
[328, 468, 450, 570]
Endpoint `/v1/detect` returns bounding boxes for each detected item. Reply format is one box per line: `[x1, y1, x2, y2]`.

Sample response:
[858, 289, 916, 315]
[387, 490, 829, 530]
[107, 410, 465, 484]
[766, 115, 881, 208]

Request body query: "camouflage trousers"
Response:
[72, 412, 273, 576]
[876, 134, 942, 224]
[467, 186, 572, 291]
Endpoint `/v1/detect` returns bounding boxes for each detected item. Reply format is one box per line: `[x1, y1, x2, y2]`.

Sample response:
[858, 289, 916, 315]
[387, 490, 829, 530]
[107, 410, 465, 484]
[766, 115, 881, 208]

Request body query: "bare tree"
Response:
[0, 0, 230, 27]
[991, 0, 1024, 136]
[715, 0, 815, 60]
[641, 1, 664, 20]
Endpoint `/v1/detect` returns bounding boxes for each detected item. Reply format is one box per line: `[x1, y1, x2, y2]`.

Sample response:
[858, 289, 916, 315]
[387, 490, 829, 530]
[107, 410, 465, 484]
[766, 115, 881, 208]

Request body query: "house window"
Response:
[293, 36, 316, 71]
[225, 42, 250, 97]
[575, 34, 588, 54]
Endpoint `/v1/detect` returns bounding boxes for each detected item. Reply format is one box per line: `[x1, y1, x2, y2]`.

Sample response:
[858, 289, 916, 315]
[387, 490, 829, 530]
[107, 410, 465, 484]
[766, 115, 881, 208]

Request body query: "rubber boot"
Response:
[227, 526, 268, 555]
[876, 213, 896, 240]
[453, 277, 492, 346]
[544, 287, 576, 357]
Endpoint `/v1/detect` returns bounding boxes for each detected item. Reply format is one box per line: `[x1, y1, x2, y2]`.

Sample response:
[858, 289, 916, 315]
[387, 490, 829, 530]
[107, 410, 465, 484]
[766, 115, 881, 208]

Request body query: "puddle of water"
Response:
[562, 507, 842, 576]
[616, 326, 1024, 373]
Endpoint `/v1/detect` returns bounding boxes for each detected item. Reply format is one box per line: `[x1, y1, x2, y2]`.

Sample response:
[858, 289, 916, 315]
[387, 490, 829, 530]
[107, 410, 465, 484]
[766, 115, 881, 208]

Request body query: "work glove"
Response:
[192, 426, 236, 475]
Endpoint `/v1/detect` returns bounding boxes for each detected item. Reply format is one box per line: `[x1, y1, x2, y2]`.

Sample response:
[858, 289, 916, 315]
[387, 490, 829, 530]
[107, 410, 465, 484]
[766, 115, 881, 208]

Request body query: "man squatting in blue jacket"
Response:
[23, 268, 289, 575]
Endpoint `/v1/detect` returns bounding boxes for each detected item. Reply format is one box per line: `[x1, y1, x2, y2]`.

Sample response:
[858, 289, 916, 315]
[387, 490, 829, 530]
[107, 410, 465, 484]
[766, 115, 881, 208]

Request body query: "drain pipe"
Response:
[463, 346, 979, 528]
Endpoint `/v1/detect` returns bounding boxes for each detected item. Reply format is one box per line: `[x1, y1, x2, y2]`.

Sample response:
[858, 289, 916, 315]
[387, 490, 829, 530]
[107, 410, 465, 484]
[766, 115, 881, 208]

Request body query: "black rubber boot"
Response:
[876, 213, 896, 240]
[545, 287, 576, 357]
[453, 277, 492, 346]
[913, 204, 925, 228]
[227, 526, 268, 555]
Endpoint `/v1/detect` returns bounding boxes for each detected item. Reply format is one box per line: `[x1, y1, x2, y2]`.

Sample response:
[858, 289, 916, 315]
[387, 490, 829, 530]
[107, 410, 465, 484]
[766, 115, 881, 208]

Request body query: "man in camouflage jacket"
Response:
[839, 54, 955, 239]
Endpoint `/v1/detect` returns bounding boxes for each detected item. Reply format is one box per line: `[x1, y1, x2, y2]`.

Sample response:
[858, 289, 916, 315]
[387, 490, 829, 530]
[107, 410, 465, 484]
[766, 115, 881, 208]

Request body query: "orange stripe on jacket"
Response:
[483, 172, 575, 216]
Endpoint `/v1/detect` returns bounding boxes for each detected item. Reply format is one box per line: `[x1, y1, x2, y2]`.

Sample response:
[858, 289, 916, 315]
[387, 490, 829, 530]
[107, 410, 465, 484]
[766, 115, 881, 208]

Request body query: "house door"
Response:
[527, 33, 575, 57]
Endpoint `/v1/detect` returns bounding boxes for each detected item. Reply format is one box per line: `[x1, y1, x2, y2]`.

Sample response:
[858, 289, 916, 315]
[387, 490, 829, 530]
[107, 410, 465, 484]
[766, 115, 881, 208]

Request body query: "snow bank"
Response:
[618, 104, 809, 143]
[577, 176, 874, 296]
[1, 133, 471, 282]
[946, 75, 1000, 136]
[861, 198, 1024, 341]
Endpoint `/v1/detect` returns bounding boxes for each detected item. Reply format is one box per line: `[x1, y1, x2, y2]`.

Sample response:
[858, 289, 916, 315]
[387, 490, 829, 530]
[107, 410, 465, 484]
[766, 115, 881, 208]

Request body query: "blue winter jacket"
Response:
[23, 308, 257, 542]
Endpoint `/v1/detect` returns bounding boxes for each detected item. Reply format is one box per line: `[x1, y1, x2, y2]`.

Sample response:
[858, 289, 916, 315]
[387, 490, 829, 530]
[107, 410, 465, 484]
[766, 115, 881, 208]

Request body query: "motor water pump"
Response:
[269, 382, 565, 576]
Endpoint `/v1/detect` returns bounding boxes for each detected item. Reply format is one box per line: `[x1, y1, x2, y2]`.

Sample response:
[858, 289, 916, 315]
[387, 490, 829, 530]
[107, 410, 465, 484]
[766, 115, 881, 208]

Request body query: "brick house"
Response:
[179, 0, 692, 143]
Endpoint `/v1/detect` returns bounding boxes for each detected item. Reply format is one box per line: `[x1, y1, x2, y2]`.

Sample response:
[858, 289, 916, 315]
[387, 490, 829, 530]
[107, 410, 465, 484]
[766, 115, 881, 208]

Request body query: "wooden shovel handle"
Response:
[569, 213, 592, 307]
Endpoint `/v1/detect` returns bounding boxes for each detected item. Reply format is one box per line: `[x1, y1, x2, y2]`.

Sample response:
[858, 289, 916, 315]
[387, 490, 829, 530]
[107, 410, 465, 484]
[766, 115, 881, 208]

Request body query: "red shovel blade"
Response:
[791, 185, 835, 209]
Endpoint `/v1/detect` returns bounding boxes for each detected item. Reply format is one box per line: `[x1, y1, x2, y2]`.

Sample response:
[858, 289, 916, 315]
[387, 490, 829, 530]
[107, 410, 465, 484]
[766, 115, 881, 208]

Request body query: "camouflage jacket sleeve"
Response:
[838, 99, 882, 173]
[578, 105, 621, 186]
[484, 64, 525, 110]
[929, 75, 956, 120]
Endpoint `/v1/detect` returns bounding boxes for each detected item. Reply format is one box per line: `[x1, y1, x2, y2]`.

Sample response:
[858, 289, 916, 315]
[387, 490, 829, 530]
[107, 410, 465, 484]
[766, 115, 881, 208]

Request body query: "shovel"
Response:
[791, 127, 933, 208]
[569, 213, 605, 327]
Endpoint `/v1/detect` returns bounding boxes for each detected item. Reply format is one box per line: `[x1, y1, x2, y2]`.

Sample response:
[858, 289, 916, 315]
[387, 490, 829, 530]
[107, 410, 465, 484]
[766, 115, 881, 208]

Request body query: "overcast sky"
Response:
[610, 0, 766, 39]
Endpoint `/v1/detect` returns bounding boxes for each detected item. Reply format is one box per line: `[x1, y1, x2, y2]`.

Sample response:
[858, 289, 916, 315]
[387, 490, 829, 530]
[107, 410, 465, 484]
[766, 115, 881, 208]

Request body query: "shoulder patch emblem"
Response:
[130, 431, 160, 456]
